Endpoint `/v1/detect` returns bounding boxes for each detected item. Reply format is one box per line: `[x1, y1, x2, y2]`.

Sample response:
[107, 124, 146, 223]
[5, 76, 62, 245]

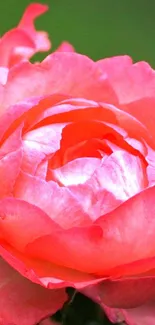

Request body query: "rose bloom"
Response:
[0, 2, 155, 325]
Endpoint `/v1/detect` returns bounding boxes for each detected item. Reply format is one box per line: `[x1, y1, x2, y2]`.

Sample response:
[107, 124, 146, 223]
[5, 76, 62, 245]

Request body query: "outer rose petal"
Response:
[4, 3, 51, 67]
[0, 2, 51, 68]
[89, 277, 155, 308]
[103, 303, 155, 325]
[3, 53, 118, 107]
[0, 29, 35, 67]
[18, 3, 51, 52]
[56, 41, 75, 52]
[0, 197, 59, 250]
[0, 242, 103, 289]
[101, 304, 125, 324]
[121, 304, 155, 325]
[41, 53, 118, 102]
[26, 186, 155, 275]
[97, 56, 155, 104]
[0, 258, 67, 325]
[121, 98, 155, 141]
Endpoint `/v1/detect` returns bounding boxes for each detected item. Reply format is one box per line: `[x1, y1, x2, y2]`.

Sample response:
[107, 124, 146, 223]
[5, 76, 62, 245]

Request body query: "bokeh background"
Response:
[0, 0, 155, 66]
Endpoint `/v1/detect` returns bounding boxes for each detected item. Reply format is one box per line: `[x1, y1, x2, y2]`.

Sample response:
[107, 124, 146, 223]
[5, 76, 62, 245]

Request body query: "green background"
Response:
[0, 0, 155, 66]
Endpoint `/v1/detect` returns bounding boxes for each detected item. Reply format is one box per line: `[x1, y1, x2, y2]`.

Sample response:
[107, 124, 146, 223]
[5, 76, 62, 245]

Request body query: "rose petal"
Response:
[0, 67, 8, 85]
[21, 140, 45, 174]
[26, 186, 155, 275]
[28, 98, 100, 131]
[69, 184, 120, 221]
[7, 3, 51, 67]
[0, 197, 58, 250]
[23, 124, 65, 155]
[56, 41, 75, 52]
[0, 29, 35, 67]
[103, 303, 155, 325]
[122, 98, 155, 143]
[0, 123, 23, 156]
[102, 304, 124, 323]
[47, 104, 152, 169]
[18, 3, 51, 52]
[41, 52, 118, 102]
[98, 277, 155, 308]
[0, 257, 66, 325]
[120, 303, 155, 325]
[0, 242, 102, 289]
[145, 145, 155, 186]
[0, 149, 22, 198]
[50, 157, 101, 186]
[69, 150, 147, 220]
[0, 94, 66, 141]
[35, 160, 48, 179]
[22, 124, 65, 174]
[97, 56, 155, 104]
[14, 172, 91, 228]
[3, 53, 118, 106]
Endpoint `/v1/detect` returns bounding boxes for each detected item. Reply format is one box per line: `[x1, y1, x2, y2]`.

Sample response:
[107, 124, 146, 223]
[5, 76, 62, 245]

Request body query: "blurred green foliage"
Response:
[0, 0, 155, 66]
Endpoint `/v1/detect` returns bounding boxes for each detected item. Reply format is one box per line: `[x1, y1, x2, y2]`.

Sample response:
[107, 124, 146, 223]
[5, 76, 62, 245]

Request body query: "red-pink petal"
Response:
[14, 172, 91, 228]
[18, 3, 51, 52]
[97, 56, 155, 104]
[0, 98, 40, 140]
[0, 242, 102, 289]
[98, 277, 155, 308]
[102, 304, 125, 323]
[3, 53, 118, 106]
[0, 67, 8, 85]
[69, 150, 147, 220]
[0, 95, 66, 141]
[0, 257, 67, 325]
[51, 157, 101, 186]
[21, 141, 45, 174]
[21, 124, 65, 174]
[146, 145, 155, 186]
[0, 197, 58, 250]
[0, 29, 35, 67]
[0, 149, 22, 198]
[6, 3, 51, 67]
[35, 160, 48, 179]
[0, 123, 23, 155]
[104, 303, 155, 325]
[23, 124, 64, 155]
[120, 304, 155, 325]
[56, 41, 75, 52]
[41, 52, 118, 102]
[45, 103, 152, 166]
[26, 186, 155, 275]
[122, 98, 155, 142]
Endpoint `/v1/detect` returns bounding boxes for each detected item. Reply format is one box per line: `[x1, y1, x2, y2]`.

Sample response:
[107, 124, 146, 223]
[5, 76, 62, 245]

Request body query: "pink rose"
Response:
[1, 2, 155, 325]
